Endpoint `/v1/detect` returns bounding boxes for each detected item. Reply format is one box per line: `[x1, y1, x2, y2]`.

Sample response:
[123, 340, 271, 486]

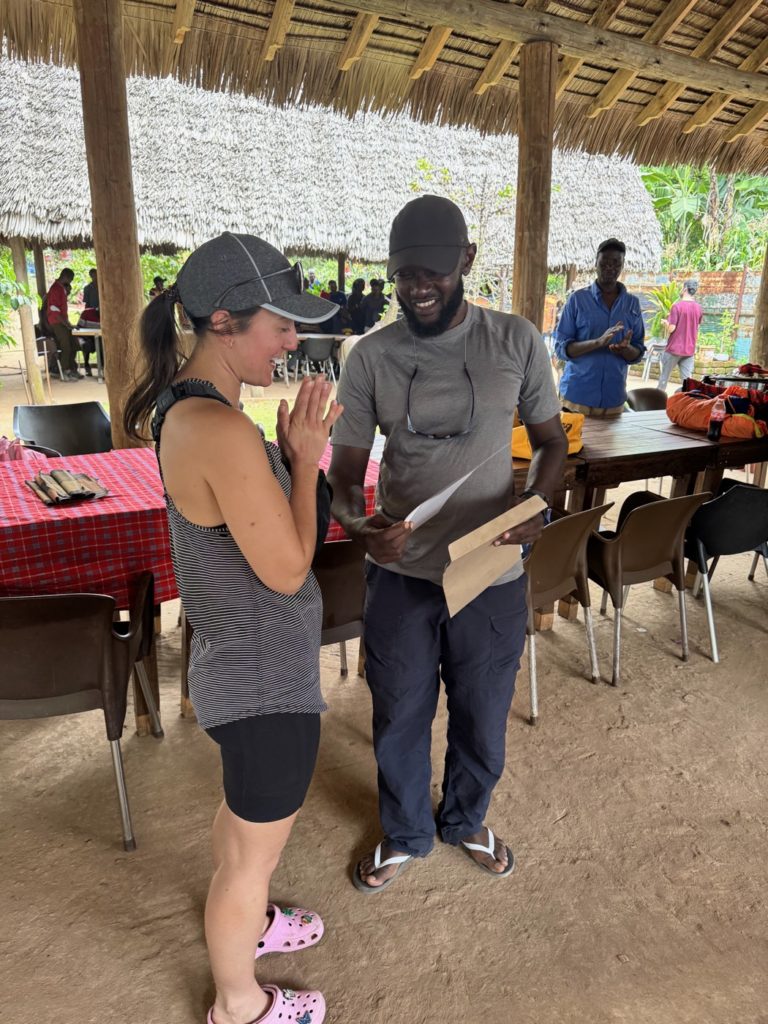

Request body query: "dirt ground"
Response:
[1, 351, 767, 1024]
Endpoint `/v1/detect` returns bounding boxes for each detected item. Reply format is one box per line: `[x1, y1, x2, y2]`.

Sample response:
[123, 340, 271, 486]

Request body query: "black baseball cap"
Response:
[176, 232, 337, 323]
[597, 237, 626, 255]
[387, 196, 470, 279]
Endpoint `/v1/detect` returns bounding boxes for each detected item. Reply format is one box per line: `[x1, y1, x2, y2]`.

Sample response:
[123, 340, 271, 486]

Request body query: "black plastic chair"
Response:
[684, 480, 768, 663]
[13, 402, 112, 456]
[0, 573, 162, 851]
[626, 388, 668, 412]
[22, 442, 62, 458]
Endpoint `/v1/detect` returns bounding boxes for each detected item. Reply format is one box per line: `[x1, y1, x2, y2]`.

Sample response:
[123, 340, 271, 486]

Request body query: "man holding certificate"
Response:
[329, 196, 568, 892]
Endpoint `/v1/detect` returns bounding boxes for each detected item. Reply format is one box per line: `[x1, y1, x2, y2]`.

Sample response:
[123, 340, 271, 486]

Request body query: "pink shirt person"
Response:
[666, 292, 703, 356]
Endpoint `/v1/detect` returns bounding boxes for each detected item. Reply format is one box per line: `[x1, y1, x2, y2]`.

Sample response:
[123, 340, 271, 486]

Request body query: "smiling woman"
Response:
[123, 233, 340, 1024]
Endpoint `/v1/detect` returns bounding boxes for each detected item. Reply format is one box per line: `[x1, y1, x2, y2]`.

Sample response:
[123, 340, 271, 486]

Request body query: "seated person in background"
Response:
[346, 278, 366, 335]
[360, 279, 390, 331]
[43, 268, 82, 381]
[149, 276, 166, 299]
[553, 239, 645, 417]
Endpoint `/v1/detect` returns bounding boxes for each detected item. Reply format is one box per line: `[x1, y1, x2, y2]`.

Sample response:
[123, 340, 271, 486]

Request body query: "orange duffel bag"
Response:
[666, 391, 765, 439]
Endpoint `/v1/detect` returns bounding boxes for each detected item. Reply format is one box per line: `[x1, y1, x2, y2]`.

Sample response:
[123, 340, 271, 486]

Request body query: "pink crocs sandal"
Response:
[255, 904, 325, 959]
[207, 985, 325, 1024]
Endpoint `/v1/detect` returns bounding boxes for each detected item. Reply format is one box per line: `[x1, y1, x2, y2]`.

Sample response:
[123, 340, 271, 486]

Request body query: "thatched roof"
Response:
[0, 57, 662, 271]
[2, 0, 768, 175]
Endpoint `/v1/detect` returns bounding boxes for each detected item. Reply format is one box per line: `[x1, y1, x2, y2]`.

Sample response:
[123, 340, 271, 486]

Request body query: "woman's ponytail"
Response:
[124, 289, 184, 441]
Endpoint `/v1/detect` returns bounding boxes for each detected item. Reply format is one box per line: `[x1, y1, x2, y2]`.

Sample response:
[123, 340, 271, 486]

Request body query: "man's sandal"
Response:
[207, 985, 325, 1024]
[460, 827, 515, 878]
[255, 904, 324, 959]
[352, 842, 413, 894]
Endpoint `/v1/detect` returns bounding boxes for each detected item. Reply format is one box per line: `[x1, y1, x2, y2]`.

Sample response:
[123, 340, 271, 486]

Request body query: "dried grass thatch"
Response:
[1, 0, 768, 174]
[0, 57, 662, 271]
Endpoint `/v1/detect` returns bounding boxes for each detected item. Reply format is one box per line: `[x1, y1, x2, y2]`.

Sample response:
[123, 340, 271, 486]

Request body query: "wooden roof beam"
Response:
[336, 0, 768, 106]
[161, 0, 196, 77]
[635, 0, 764, 127]
[724, 100, 768, 143]
[338, 12, 379, 72]
[471, 0, 544, 96]
[410, 25, 452, 80]
[260, 0, 296, 62]
[586, 0, 698, 118]
[683, 34, 768, 134]
[556, 0, 628, 99]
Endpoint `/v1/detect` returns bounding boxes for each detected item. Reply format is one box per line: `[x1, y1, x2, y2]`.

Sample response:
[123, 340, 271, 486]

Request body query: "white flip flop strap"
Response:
[373, 842, 411, 869]
[461, 827, 495, 856]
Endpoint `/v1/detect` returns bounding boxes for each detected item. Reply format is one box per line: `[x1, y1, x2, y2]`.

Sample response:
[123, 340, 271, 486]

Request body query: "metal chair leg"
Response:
[700, 569, 720, 663]
[135, 662, 164, 738]
[678, 587, 689, 662]
[692, 571, 702, 598]
[600, 590, 609, 615]
[748, 551, 759, 581]
[611, 606, 622, 686]
[623, 584, 630, 609]
[109, 739, 136, 851]
[339, 640, 348, 677]
[528, 632, 538, 725]
[584, 606, 600, 683]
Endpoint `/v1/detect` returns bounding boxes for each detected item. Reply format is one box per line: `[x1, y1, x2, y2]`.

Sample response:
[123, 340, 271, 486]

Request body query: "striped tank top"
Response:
[152, 379, 325, 730]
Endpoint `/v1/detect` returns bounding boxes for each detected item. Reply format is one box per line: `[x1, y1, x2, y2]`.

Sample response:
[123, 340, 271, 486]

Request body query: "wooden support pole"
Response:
[565, 264, 577, 291]
[751, 240, 768, 367]
[512, 41, 557, 331]
[32, 242, 47, 299]
[336, 252, 346, 290]
[73, 0, 144, 450]
[9, 237, 46, 405]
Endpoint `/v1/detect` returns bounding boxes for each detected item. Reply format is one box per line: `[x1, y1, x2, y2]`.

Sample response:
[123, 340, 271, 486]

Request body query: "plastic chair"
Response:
[13, 401, 112, 456]
[21, 442, 62, 458]
[0, 572, 162, 851]
[522, 502, 613, 724]
[640, 341, 666, 382]
[626, 388, 668, 412]
[300, 337, 338, 384]
[311, 540, 366, 677]
[684, 480, 768, 663]
[588, 491, 710, 686]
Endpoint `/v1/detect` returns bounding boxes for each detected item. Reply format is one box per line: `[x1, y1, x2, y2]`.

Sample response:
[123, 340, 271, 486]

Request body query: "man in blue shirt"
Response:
[554, 238, 645, 416]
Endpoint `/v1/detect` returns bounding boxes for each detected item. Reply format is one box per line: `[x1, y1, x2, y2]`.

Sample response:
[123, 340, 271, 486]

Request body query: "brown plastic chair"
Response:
[587, 491, 710, 686]
[626, 388, 668, 412]
[0, 572, 162, 851]
[311, 540, 366, 676]
[522, 503, 613, 724]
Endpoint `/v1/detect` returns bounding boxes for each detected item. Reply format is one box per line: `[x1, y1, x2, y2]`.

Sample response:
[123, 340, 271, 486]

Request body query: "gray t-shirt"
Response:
[332, 302, 561, 585]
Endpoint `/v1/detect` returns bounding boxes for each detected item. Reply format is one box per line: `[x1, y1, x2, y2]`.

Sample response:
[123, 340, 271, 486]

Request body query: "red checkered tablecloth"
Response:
[0, 447, 177, 608]
[320, 444, 379, 542]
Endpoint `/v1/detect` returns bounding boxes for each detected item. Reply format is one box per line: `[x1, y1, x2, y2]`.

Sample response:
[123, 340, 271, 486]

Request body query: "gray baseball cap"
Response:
[387, 195, 470, 279]
[176, 232, 337, 323]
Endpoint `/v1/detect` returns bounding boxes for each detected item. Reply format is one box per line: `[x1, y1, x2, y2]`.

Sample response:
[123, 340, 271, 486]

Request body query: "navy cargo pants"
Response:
[363, 563, 528, 857]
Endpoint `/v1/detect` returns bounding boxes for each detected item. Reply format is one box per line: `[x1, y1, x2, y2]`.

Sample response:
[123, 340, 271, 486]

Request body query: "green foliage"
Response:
[0, 246, 38, 349]
[139, 252, 188, 296]
[646, 281, 681, 339]
[641, 164, 768, 271]
[711, 309, 738, 357]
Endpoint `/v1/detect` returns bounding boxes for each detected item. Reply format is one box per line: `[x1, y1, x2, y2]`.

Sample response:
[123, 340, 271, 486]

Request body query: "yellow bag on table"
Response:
[511, 411, 584, 459]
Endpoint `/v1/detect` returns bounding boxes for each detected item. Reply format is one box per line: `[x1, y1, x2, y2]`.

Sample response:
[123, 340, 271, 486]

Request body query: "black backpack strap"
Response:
[151, 379, 230, 443]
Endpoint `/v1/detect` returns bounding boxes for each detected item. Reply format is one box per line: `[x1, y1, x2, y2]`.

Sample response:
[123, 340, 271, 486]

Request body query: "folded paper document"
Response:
[443, 496, 546, 617]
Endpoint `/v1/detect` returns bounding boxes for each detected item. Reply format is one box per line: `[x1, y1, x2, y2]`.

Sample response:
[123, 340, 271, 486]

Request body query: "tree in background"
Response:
[641, 165, 768, 270]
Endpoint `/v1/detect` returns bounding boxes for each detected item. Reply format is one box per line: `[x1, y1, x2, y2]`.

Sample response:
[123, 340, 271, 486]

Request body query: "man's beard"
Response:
[400, 280, 465, 337]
